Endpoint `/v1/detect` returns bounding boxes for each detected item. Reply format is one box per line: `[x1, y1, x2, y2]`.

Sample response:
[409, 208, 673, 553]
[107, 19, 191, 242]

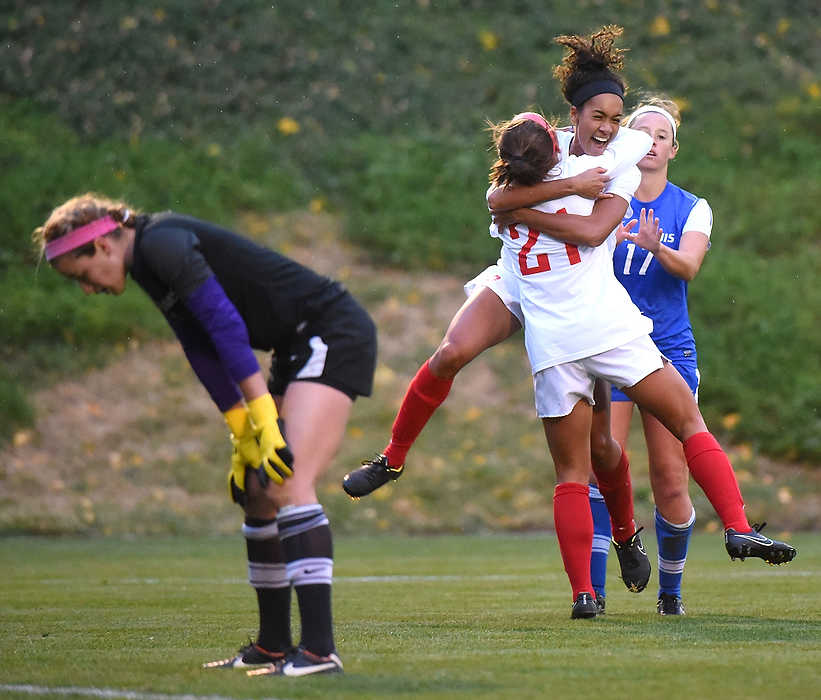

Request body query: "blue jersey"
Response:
[612, 182, 709, 353]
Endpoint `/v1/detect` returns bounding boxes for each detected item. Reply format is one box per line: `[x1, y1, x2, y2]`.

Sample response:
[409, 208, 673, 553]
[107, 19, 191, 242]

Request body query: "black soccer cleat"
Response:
[247, 647, 343, 677]
[595, 593, 606, 615]
[571, 592, 599, 619]
[724, 522, 797, 565]
[343, 454, 404, 498]
[657, 593, 686, 616]
[612, 526, 651, 592]
[203, 642, 289, 670]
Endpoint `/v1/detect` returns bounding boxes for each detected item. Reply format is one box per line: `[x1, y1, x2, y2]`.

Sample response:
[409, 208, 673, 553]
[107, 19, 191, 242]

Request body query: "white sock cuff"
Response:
[656, 506, 696, 531]
[242, 520, 280, 540]
[287, 557, 333, 587]
[248, 561, 289, 589]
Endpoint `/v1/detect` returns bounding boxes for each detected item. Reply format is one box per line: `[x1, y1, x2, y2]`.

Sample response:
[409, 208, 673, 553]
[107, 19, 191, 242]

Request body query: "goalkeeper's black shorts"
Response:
[267, 290, 376, 401]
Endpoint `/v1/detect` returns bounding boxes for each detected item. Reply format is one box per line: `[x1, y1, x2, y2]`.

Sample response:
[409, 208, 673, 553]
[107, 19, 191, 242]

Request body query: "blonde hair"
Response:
[625, 95, 682, 145]
[33, 193, 137, 262]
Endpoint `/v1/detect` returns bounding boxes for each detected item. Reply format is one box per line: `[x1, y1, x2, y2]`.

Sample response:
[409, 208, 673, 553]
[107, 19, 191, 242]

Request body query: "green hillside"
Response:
[1, 0, 819, 461]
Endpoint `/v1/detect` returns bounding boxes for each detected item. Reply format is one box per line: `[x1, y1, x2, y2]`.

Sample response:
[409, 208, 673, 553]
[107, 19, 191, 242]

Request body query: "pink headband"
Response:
[45, 216, 120, 262]
[512, 111, 558, 160]
[513, 111, 549, 130]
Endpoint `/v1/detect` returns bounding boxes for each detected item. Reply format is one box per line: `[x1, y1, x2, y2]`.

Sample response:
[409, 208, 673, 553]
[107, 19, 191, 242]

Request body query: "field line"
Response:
[0, 685, 289, 700]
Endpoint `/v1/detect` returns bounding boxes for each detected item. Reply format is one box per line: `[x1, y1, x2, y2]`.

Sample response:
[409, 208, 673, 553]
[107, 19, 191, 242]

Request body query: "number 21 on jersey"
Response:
[507, 209, 581, 276]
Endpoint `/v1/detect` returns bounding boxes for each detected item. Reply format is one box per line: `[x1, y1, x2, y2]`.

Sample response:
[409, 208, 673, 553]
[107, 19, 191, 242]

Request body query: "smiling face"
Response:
[53, 235, 130, 296]
[629, 111, 678, 173]
[569, 92, 624, 156]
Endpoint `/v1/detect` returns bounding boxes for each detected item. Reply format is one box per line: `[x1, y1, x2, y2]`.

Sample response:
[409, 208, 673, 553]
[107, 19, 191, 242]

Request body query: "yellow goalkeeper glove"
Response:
[247, 393, 294, 485]
[223, 406, 261, 500]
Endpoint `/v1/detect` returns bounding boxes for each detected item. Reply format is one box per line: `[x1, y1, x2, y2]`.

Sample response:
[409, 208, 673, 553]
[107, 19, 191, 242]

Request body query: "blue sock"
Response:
[589, 484, 611, 599]
[655, 507, 695, 597]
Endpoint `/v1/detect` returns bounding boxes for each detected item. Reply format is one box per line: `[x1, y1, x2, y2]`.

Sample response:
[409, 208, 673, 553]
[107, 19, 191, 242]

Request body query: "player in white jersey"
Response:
[491, 29, 796, 618]
[344, 115, 614, 493]
[345, 28, 649, 521]
[346, 27, 654, 611]
[608, 98, 713, 616]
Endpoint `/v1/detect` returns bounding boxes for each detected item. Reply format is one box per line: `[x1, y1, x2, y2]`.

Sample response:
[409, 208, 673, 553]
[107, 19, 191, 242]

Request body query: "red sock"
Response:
[383, 359, 453, 467]
[683, 432, 749, 532]
[554, 482, 594, 600]
[591, 448, 635, 543]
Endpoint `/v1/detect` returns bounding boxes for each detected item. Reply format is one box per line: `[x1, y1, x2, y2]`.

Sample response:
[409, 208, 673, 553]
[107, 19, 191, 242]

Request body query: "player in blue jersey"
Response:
[34, 193, 377, 675]
[608, 98, 711, 615]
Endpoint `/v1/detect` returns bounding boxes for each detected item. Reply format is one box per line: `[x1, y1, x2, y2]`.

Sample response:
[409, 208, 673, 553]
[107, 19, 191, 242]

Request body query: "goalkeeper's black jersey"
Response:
[130, 212, 347, 354]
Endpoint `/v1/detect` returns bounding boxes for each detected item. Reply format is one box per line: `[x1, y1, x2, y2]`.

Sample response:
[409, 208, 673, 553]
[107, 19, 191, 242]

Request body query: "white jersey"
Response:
[488, 127, 654, 373]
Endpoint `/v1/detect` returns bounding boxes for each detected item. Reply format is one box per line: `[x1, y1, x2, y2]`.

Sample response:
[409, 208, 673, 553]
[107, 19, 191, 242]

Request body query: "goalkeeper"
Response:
[34, 194, 376, 677]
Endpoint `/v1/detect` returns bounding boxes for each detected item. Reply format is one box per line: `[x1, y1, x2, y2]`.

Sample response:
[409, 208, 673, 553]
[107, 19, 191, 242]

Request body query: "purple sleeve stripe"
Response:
[186, 275, 260, 384]
[166, 316, 242, 412]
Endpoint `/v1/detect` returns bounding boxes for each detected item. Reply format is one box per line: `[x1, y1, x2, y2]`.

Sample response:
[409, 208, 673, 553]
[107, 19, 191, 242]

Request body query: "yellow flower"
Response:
[776, 18, 790, 35]
[649, 16, 671, 37]
[120, 16, 138, 31]
[807, 83, 820, 99]
[12, 430, 32, 447]
[721, 412, 740, 429]
[478, 30, 499, 51]
[309, 197, 325, 213]
[463, 406, 482, 422]
[206, 143, 222, 157]
[277, 116, 301, 135]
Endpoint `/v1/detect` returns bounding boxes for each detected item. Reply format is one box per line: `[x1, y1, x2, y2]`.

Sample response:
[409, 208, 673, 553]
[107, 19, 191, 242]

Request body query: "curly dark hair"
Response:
[553, 25, 628, 106]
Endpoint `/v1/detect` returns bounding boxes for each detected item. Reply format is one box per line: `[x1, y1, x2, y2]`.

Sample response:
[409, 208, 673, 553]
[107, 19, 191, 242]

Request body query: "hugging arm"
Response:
[496, 195, 630, 248]
[487, 168, 610, 211]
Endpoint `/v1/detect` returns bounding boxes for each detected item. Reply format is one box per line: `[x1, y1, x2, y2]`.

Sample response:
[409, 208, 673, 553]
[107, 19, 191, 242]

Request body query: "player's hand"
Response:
[492, 209, 519, 228]
[633, 207, 662, 254]
[571, 167, 611, 200]
[615, 218, 638, 246]
[247, 393, 294, 485]
[223, 406, 261, 497]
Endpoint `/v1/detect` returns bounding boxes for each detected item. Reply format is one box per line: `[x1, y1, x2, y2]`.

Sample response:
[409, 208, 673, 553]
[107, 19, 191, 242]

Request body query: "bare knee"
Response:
[243, 469, 279, 519]
[650, 464, 691, 517]
[590, 433, 620, 472]
[430, 339, 472, 378]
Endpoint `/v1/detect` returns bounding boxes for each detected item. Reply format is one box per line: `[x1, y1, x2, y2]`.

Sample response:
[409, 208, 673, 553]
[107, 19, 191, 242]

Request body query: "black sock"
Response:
[243, 517, 292, 653]
[276, 505, 335, 656]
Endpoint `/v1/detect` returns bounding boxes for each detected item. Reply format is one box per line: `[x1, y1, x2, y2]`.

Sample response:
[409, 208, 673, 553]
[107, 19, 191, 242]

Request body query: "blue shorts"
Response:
[611, 347, 699, 402]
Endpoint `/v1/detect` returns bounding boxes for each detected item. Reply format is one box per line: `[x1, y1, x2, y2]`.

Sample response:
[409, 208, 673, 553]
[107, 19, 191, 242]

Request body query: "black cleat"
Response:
[203, 642, 289, 670]
[612, 526, 651, 592]
[724, 522, 796, 565]
[595, 594, 606, 615]
[247, 647, 343, 677]
[657, 593, 685, 616]
[343, 454, 404, 498]
[571, 592, 599, 619]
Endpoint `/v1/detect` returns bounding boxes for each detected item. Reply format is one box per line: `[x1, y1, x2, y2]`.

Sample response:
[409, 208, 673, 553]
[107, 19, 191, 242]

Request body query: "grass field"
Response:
[1, 533, 819, 700]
